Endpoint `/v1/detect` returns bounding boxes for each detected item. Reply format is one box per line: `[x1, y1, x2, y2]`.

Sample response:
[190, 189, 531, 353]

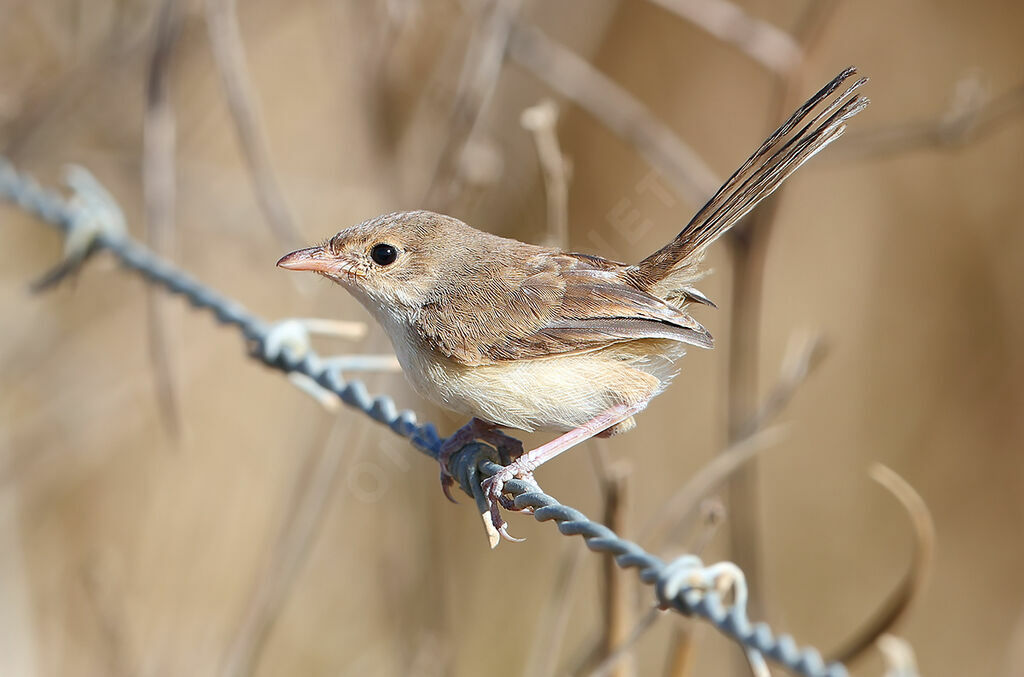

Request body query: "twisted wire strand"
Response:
[0, 157, 848, 677]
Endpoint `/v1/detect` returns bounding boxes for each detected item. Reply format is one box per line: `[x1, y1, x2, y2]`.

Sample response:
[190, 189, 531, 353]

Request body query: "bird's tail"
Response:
[630, 67, 869, 298]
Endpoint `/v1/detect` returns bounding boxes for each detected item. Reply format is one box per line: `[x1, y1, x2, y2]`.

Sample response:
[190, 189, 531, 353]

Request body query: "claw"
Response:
[440, 469, 459, 504]
[498, 523, 525, 544]
[437, 439, 462, 504]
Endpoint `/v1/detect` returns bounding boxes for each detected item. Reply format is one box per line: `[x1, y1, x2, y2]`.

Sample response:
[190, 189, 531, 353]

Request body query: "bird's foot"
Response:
[438, 418, 524, 503]
[480, 460, 538, 543]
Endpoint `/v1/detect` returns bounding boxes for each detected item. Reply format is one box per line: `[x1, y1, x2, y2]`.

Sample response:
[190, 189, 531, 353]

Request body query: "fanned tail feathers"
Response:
[631, 67, 869, 294]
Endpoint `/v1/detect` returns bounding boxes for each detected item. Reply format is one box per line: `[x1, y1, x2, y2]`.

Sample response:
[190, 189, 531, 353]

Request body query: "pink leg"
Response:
[438, 418, 524, 502]
[481, 402, 645, 543]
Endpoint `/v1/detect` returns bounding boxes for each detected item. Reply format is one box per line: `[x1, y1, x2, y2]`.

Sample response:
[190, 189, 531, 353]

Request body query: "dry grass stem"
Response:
[600, 463, 635, 677]
[606, 499, 725, 677]
[143, 0, 183, 439]
[204, 0, 303, 246]
[645, 0, 801, 75]
[662, 623, 698, 677]
[583, 609, 660, 677]
[660, 501, 727, 677]
[221, 420, 361, 677]
[745, 331, 827, 436]
[0, 20, 151, 156]
[521, 99, 570, 247]
[523, 541, 587, 677]
[720, 0, 843, 625]
[642, 425, 786, 550]
[685, 498, 726, 554]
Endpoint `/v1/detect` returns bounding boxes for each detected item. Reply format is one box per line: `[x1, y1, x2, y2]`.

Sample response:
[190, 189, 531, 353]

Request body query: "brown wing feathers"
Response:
[476, 255, 713, 362]
[632, 67, 869, 288]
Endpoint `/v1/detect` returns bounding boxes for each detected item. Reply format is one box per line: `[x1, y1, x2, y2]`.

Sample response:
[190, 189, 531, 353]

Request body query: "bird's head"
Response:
[277, 210, 477, 319]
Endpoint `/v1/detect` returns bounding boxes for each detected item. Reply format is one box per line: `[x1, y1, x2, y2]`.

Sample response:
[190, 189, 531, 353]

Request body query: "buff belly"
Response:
[396, 339, 686, 433]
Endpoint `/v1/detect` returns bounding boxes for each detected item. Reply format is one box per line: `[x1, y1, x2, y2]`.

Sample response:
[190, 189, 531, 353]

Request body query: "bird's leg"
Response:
[438, 417, 525, 502]
[482, 402, 645, 541]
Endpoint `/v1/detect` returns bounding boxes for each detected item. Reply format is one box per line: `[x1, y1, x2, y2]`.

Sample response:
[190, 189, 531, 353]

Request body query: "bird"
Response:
[277, 67, 869, 544]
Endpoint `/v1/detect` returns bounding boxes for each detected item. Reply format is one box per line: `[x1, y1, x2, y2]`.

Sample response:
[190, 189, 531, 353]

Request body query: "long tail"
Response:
[630, 67, 869, 293]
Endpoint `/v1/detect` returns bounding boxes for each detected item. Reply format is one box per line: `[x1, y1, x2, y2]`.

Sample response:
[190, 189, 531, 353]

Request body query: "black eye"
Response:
[370, 243, 398, 266]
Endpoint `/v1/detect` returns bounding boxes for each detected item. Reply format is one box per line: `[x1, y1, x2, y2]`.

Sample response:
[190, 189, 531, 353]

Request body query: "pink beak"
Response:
[276, 246, 330, 272]
[277, 246, 365, 278]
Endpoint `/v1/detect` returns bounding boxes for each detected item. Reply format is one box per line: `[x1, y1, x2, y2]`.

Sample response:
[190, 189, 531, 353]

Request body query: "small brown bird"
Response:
[278, 68, 868, 543]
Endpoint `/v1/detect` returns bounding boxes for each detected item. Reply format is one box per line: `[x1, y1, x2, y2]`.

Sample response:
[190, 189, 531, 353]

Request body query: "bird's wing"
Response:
[414, 252, 712, 366]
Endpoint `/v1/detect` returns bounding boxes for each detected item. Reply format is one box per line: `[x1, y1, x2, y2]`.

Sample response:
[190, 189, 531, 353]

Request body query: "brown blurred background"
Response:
[1, 1, 1023, 675]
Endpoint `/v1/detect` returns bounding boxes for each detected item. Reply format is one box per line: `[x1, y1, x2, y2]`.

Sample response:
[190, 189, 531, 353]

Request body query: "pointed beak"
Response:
[277, 246, 365, 278]
[276, 246, 330, 272]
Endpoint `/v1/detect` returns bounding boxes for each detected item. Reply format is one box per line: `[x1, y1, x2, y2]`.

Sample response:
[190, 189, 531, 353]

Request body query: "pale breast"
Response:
[396, 334, 686, 432]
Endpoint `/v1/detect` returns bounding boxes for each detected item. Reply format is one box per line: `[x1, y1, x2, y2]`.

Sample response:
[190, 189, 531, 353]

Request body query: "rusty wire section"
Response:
[0, 157, 849, 677]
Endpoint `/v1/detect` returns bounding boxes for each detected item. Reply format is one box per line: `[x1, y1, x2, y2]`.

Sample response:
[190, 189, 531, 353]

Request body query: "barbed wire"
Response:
[0, 157, 849, 677]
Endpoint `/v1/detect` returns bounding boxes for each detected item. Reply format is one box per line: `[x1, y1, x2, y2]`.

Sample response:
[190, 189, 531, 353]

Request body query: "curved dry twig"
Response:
[826, 464, 935, 665]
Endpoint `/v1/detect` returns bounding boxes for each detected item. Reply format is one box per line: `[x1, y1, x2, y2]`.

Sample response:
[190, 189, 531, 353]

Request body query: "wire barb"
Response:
[259, 318, 399, 410]
[30, 165, 128, 290]
[1, 157, 847, 677]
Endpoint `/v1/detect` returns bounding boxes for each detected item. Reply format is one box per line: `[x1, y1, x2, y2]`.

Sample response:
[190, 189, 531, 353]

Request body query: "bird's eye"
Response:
[370, 243, 398, 266]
